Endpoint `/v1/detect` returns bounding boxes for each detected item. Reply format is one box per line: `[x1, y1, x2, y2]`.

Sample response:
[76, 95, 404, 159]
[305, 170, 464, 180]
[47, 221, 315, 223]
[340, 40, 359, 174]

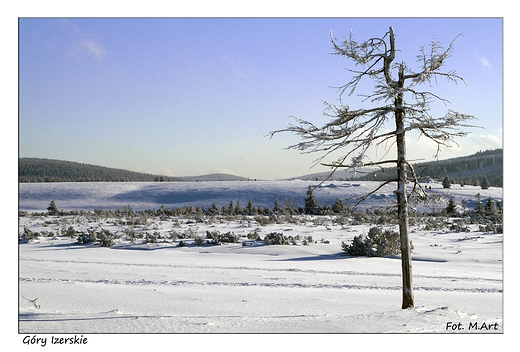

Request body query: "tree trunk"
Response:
[395, 69, 415, 309]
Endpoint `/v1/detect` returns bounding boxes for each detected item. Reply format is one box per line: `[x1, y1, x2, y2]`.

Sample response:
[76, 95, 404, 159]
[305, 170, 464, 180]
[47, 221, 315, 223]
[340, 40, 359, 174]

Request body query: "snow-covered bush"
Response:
[124, 227, 137, 243]
[247, 231, 261, 240]
[479, 223, 503, 234]
[423, 218, 444, 231]
[193, 235, 205, 246]
[449, 220, 470, 232]
[76, 228, 115, 247]
[76, 229, 96, 244]
[205, 230, 239, 245]
[219, 232, 239, 243]
[331, 198, 347, 214]
[442, 177, 451, 189]
[170, 230, 179, 242]
[47, 200, 59, 215]
[341, 234, 369, 256]
[145, 232, 159, 243]
[254, 215, 274, 226]
[262, 232, 317, 246]
[98, 229, 116, 247]
[264, 232, 288, 245]
[205, 230, 220, 239]
[65, 226, 76, 237]
[342, 227, 404, 257]
[19, 227, 39, 242]
[184, 227, 198, 239]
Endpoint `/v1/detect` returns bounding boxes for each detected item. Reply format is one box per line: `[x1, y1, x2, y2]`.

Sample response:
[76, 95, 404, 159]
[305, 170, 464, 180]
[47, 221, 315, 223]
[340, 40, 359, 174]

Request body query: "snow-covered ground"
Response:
[18, 181, 504, 337]
[18, 179, 502, 212]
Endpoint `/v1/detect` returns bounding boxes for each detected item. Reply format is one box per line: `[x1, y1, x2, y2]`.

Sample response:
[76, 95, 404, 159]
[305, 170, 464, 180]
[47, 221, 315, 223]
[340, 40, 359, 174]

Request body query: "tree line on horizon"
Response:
[19, 149, 502, 186]
[356, 148, 502, 187]
[18, 158, 181, 183]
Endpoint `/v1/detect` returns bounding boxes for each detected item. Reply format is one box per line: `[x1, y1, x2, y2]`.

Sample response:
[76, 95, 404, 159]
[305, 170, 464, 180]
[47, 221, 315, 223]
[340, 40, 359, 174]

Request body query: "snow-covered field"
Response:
[18, 179, 501, 212]
[18, 180, 504, 337]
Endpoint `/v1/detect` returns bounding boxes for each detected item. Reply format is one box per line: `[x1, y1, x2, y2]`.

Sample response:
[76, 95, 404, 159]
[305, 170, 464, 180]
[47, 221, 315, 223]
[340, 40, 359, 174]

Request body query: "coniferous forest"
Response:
[357, 149, 502, 187]
[18, 158, 181, 183]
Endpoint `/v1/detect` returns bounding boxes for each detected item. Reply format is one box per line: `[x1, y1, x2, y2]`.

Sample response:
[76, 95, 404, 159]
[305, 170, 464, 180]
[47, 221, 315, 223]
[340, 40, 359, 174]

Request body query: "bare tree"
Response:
[22, 295, 41, 309]
[270, 26, 476, 309]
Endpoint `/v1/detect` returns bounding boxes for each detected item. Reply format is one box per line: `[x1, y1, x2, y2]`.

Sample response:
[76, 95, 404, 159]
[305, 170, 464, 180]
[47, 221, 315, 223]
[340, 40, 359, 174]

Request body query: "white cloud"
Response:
[404, 132, 502, 163]
[470, 133, 503, 149]
[68, 38, 105, 61]
[80, 39, 105, 60]
[60, 19, 106, 61]
[480, 58, 491, 68]
[59, 19, 80, 35]
[478, 55, 492, 69]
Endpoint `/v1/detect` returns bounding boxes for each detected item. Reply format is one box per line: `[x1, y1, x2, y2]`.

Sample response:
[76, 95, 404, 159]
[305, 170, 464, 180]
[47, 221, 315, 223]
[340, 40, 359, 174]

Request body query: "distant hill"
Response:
[290, 167, 376, 181]
[180, 173, 250, 182]
[18, 158, 251, 183]
[18, 158, 183, 183]
[356, 148, 503, 187]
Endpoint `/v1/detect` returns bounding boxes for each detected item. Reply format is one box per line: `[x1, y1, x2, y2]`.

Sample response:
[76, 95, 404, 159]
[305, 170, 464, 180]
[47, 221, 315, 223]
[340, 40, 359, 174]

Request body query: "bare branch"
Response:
[329, 28, 396, 98]
[352, 179, 397, 208]
[405, 161, 428, 203]
[22, 295, 41, 309]
[407, 33, 465, 86]
[321, 159, 397, 169]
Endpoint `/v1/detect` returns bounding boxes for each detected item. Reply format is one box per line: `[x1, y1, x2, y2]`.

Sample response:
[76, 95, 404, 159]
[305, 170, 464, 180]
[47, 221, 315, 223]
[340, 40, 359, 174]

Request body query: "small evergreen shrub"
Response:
[205, 230, 239, 245]
[145, 232, 158, 243]
[445, 198, 458, 216]
[442, 177, 451, 189]
[170, 230, 179, 242]
[65, 226, 76, 237]
[19, 227, 39, 242]
[342, 227, 405, 257]
[47, 200, 59, 215]
[124, 227, 137, 243]
[184, 227, 198, 239]
[77, 229, 96, 244]
[481, 175, 490, 189]
[219, 231, 239, 243]
[193, 235, 205, 246]
[77, 228, 115, 247]
[479, 223, 502, 233]
[304, 186, 319, 215]
[205, 230, 220, 239]
[264, 232, 288, 245]
[449, 221, 470, 232]
[98, 229, 116, 247]
[332, 198, 346, 214]
[342, 234, 369, 256]
[246, 231, 261, 240]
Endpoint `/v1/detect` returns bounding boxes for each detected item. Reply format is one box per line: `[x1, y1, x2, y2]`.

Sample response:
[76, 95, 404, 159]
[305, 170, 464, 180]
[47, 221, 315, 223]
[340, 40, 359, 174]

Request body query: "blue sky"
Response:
[19, 17, 503, 180]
